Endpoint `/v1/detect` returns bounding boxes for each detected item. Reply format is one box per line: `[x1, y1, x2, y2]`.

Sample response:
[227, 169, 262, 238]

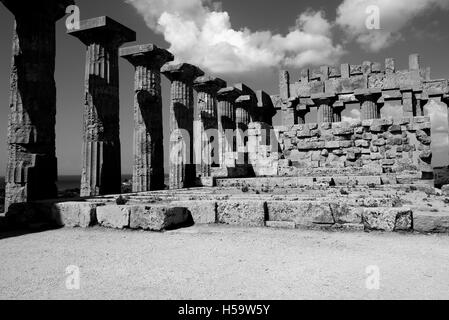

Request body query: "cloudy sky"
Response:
[0, 0, 448, 176]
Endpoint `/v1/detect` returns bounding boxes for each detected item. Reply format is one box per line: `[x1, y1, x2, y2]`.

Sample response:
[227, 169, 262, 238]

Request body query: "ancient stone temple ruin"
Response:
[1, 3, 449, 234]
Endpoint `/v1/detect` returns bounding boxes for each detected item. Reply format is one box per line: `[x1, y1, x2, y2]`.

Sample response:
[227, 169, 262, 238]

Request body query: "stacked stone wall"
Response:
[276, 117, 432, 178]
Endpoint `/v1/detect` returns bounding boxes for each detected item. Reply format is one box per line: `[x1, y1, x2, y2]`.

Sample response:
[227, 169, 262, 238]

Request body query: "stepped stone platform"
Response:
[2, 175, 448, 235]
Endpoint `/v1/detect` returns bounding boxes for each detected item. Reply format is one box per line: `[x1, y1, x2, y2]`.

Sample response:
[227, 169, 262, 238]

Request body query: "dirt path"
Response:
[1, 225, 449, 300]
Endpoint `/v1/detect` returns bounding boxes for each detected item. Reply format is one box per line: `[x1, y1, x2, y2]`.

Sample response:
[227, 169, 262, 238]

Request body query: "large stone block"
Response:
[330, 204, 363, 224]
[267, 201, 335, 226]
[217, 201, 266, 227]
[171, 201, 217, 224]
[414, 212, 449, 234]
[129, 205, 189, 231]
[362, 208, 413, 232]
[52, 202, 100, 228]
[97, 205, 131, 229]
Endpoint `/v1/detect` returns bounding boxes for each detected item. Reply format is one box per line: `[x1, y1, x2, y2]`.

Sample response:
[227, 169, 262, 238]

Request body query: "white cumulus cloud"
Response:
[126, 0, 344, 74]
[336, 0, 449, 52]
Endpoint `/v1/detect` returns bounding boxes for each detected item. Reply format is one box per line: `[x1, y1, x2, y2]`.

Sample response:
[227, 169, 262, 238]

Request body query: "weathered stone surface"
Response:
[442, 185, 449, 196]
[362, 208, 413, 232]
[217, 201, 266, 227]
[170, 201, 217, 224]
[414, 212, 449, 234]
[129, 205, 189, 231]
[330, 204, 363, 224]
[52, 202, 100, 228]
[120, 44, 174, 192]
[97, 205, 131, 229]
[69, 17, 136, 197]
[162, 62, 204, 189]
[3, 0, 74, 212]
[267, 201, 335, 226]
[266, 221, 296, 229]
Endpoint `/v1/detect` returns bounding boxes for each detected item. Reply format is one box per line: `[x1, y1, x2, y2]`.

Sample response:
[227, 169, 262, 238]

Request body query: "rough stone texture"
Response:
[217, 201, 266, 227]
[276, 117, 431, 178]
[2, 0, 74, 212]
[193, 76, 226, 178]
[69, 17, 136, 197]
[266, 221, 296, 229]
[362, 208, 413, 232]
[284, 54, 448, 132]
[129, 205, 189, 231]
[217, 87, 241, 169]
[414, 212, 449, 233]
[97, 205, 131, 229]
[442, 185, 449, 196]
[170, 201, 217, 224]
[267, 201, 335, 227]
[120, 44, 174, 192]
[162, 63, 204, 189]
[51, 202, 100, 228]
[248, 122, 279, 176]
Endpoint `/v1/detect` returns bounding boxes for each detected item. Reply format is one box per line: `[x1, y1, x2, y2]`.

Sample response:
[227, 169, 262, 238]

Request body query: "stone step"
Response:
[216, 175, 429, 189]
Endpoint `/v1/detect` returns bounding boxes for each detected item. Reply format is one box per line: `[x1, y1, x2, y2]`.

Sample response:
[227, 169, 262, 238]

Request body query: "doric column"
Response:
[120, 44, 174, 192]
[217, 87, 242, 168]
[69, 17, 136, 197]
[193, 76, 226, 178]
[162, 63, 204, 189]
[355, 89, 382, 120]
[312, 94, 337, 124]
[1, 0, 74, 212]
[235, 96, 251, 165]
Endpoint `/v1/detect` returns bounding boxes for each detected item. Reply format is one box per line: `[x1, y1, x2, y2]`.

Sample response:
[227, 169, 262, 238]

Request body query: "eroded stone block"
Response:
[217, 201, 266, 227]
[362, 208, 413, 232]
[129, 205, 189, 231]
[52, 202, 100, 228]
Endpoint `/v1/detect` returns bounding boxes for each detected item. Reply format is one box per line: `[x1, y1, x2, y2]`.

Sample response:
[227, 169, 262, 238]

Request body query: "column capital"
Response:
[217, 86, 242, 102]
[1, 0, 73, 20]
[161, 62, 204, 83]
[68, 16, 136, 47]
[120, 43, 174, 69]
[193, 75, 226, 94]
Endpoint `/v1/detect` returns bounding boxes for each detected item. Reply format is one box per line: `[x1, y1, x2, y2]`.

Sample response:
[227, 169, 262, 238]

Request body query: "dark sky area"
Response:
[0, 0, 448, 176]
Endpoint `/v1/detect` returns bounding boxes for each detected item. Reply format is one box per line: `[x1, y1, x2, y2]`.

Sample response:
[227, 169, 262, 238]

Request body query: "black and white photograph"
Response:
[0, 0, 449, 304]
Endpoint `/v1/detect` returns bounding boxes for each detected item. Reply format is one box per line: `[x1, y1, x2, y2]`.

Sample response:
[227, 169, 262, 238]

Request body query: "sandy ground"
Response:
[1, 225, 449, 300]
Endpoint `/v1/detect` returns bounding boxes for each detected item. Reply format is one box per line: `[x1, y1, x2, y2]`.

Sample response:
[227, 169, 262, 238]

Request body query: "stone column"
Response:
[235, 96, 252, 165]
[1, 0, 74, 212]
[217, 87, 241, 168]
[355, 89, 382, 120]
[193, 76, 226, 178]
[312, 94, 337, 124]
[120, 44, 174, 192]
[69, 17, 136, 197]
[162, 63, 204, 189]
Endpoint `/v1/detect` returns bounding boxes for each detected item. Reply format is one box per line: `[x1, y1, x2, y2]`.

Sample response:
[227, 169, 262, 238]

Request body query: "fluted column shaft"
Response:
[120, 44, 173, 192]
[235, 102, 251, 165]
[162, 63, 203, 189]
[2, 1, 72, 212]
[69, 17, 136, 197]
[195, 91, 216, 177]
[361, 99, 380, 120]
[217, 101, 236, 167]
[317, 104, 334, 123]
[133, 66, 163, 192]
[169, 80, 194, 188]
[193, 77, 225, 178]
